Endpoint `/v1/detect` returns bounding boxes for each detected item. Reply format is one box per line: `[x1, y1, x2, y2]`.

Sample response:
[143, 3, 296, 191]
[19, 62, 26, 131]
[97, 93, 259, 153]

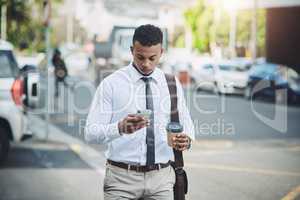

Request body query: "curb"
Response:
[29, 115, 106, 176]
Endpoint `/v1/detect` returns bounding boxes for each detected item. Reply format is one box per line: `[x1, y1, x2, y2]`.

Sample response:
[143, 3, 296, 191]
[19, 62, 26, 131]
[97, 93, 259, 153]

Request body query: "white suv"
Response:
[0, 40, 39, 163]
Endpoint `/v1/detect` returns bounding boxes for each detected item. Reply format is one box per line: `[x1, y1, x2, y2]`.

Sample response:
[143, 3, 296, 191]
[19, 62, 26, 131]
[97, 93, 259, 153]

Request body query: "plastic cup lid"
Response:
[166, 122, 183, 133]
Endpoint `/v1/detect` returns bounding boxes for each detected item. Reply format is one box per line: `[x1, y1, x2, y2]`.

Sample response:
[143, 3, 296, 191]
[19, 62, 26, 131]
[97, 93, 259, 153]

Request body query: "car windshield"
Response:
[0, 50, 19, 78]
[219, 63, 248, 72]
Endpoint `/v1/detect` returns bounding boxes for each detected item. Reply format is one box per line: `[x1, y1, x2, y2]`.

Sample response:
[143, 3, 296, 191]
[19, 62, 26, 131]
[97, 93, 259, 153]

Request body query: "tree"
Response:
[181, 0, 266, 57]
[0, 0, 62, 52]
[183, 0, 214, 53]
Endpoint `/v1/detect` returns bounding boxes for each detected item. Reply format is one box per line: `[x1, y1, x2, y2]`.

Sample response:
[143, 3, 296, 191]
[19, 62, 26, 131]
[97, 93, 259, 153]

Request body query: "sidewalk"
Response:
[30, 115, 107, 176]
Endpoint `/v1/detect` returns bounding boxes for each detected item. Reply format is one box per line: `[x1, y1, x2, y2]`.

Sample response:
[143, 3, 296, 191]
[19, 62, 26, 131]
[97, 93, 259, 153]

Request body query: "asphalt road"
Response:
[187, 90, 300, 139]
[51, 82, 300, 141]
[0, 141, 101, 200]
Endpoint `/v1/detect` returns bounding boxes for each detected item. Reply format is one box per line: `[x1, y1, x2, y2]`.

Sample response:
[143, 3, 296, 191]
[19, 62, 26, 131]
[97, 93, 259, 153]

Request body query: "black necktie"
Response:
[141, 77, 155, 165]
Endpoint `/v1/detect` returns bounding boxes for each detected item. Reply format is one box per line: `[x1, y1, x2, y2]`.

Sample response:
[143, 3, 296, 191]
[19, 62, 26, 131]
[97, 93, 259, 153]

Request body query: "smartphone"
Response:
[136, 109, 152, 119]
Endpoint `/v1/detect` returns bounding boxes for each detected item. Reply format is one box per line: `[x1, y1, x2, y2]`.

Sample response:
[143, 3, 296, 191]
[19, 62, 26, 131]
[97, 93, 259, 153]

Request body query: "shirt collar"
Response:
[128, 62, 160, 84]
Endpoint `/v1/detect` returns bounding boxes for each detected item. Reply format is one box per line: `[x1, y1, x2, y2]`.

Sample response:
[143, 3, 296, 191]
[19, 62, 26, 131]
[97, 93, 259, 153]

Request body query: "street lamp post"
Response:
[251, 0, 257, 62]
[43, 0, 51, 141]
[67, 0, 74, 43]
[229, 9, 237, 58]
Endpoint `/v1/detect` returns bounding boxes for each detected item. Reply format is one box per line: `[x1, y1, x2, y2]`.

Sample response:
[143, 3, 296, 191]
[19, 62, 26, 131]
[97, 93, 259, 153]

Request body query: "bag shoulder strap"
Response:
[164, 73, 184, 168]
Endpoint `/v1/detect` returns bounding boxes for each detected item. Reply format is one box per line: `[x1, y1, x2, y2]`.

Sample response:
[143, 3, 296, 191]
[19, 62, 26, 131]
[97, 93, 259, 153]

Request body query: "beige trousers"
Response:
[103, 163, 175, 200]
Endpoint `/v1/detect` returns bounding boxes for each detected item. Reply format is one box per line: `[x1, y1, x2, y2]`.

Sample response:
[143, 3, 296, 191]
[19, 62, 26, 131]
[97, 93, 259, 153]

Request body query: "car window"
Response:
[234, 64, 249, 72]
[219, 63, 248, 72]
[0, 50, 19, 78]
[203, 64, 213, 70]
[251, 64, 277, 75]
[219, 65, 231, 71]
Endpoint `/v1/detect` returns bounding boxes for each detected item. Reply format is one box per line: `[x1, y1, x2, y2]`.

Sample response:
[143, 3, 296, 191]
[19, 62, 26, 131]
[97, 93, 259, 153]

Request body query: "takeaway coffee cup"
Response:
[166, 122, 183, 147]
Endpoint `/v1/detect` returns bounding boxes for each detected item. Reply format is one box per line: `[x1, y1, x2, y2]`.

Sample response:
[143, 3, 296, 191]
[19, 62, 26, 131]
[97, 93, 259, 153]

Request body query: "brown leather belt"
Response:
[107, 159, 170, 172]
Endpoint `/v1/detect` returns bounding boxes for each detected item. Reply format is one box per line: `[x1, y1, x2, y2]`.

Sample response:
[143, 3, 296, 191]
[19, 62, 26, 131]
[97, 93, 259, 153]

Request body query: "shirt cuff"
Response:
[105, 121, 122, 141]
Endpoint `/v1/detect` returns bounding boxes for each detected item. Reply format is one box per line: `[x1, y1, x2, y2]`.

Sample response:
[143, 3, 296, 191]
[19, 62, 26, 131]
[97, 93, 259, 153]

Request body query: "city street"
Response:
[1, 1, 300, 199]
[51, 80, 300, 140]
[4, 78, 296, 200]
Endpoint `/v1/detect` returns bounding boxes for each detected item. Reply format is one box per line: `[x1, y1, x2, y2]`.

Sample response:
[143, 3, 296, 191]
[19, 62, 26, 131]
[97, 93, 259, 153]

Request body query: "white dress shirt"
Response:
[85, 63, 195, 165]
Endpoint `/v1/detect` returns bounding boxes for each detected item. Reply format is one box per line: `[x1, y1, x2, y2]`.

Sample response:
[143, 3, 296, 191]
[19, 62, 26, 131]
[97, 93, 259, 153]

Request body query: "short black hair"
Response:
[132, 24, 163, 46]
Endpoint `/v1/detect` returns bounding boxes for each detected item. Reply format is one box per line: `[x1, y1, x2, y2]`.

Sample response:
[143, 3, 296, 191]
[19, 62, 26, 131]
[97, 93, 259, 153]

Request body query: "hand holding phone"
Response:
[118, 113, 149, 134]
[136, 109, 152, 120]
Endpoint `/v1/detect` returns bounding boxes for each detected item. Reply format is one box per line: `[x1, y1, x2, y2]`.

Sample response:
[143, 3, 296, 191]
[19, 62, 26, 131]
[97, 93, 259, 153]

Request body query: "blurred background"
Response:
[0, 0, 300, 200]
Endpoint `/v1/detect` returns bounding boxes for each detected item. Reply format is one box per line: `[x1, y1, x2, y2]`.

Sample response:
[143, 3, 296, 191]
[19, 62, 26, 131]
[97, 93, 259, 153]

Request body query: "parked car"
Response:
[244, 63, 300, 104]
[17, 54, 45, 69]
[17, 54, 47, 109]
[192, 58, 251, 94]
[190, 56, 216, 92]
[162, 48, 197, 87]
[214, 59, 251, 94]
[0, 40, 40, 163]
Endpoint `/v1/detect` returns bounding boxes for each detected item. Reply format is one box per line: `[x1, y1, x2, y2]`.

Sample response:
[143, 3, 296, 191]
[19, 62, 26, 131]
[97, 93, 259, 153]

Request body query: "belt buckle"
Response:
[148, 164, 156, 171]
[135, 165, 141, 172]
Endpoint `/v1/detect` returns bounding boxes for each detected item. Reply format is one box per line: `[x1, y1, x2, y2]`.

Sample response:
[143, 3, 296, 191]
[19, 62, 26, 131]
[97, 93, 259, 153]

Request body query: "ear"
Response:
[161, 48, 164, 55]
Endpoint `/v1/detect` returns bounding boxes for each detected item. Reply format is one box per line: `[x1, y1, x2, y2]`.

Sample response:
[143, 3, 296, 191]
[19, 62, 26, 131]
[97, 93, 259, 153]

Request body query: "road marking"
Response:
[11, 141, 69, 150]
[186, 163, 300, 177]
[193, 140, 234, 149]
[282, 185, 300, 200]
[288, 146, 300, 152]
[192, 139, 300, 151]
[185, 145, 300, 157]
[70, 144, 82, 154]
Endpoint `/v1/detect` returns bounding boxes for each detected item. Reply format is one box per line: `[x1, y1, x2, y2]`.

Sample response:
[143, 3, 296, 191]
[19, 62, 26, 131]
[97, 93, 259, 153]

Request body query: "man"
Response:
[52, 48, 68, 97]
[85, 24, 195, 200]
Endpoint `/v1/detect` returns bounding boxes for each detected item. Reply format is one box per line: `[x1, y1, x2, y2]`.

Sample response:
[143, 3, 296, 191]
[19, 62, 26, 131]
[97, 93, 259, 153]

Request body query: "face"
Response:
[131, 41, 163, 75]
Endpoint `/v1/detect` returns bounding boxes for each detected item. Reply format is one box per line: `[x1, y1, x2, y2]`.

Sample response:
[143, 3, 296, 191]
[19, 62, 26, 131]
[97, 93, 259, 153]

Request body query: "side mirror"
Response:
[23, 72, 40, 109]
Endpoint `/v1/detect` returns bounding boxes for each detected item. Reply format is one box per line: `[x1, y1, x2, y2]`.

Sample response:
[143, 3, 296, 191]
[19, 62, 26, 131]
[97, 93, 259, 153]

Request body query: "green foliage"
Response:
[183, 0, 266, 56]
[0, 0, 41, 51]
[174, 34, 185, 48]
[236, 9, 265, 55]
[0, 0, 63, 52]
[184, 0, 214, 53]
[256, 9, 266, 56]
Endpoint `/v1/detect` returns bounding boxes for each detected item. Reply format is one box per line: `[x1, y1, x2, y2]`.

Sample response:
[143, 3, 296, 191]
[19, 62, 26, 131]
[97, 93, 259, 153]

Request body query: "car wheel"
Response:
[0, 126, 10, 164]
[213, 82, 219, 95]
[288, 92, 299, 105]
[190, 77, 196, 86]
[244, 86, 252, 100]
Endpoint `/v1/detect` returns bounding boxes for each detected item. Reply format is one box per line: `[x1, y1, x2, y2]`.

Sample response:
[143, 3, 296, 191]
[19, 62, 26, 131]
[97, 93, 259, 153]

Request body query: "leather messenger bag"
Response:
[165, 74, 188, 200]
